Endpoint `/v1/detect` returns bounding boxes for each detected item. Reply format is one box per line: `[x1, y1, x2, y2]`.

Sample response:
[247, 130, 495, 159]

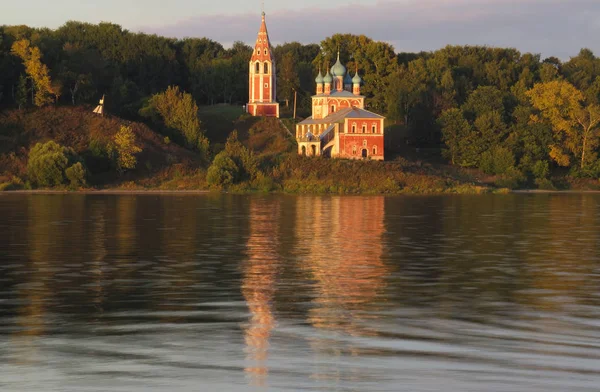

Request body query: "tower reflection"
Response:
[242, 198, 281, 387]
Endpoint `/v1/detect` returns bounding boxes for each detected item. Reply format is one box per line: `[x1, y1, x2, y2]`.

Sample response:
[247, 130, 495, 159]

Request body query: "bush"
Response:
[207, 151, 239, 187]
[114, 125, 142, 171]
[495, 166, 525, 189]
[480, 146, 516, 175]
[535, 177, 556, 190]
[27, 141, 69, 186]
[65, 162, 87, 188]
[532, 160, 550, 179]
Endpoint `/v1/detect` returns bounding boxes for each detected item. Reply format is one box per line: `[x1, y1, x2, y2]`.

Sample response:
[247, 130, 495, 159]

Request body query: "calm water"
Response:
[0, 193, 600, 391]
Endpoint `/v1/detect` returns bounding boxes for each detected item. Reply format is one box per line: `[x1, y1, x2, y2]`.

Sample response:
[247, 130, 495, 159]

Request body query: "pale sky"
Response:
[4, 0, 600, 59]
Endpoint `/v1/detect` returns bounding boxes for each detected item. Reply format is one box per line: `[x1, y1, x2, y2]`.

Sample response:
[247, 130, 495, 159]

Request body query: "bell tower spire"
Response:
[247, 9, 280, 118]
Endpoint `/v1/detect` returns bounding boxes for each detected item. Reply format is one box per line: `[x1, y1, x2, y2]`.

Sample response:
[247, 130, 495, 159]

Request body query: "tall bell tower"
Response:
[247, 12, 279, 118]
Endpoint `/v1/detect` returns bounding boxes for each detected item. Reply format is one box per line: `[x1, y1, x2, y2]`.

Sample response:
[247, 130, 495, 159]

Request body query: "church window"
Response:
[352, 145, 357, 155]
[362, 125, 366, 133]
[372, 125, 377, 133]
[352, 124, 356, 133]
[363, 140, 368, 147]
[255, 62, 260, 73]
[264, 83, 269, 88]
[373, 145, 377, 155]
[264, 49, 268, 55]
[264, 63, 269, 74]
[331, 105, 335, 113]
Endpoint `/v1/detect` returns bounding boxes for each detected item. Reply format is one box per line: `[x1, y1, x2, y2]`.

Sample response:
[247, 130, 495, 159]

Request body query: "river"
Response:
[0, 193, 599, 391]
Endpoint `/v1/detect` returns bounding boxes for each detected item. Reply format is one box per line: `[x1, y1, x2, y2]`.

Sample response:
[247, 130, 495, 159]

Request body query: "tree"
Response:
[277, 52, 300, 107]
[438, 108, 471, 165]
[11, 39, 54, 106]
[527, 80, 600, 170]
[113, 125, 142, 171]
[141, 85, 209, 158]
[206, 151, 239, 187]
[65, 162, 87, 188]
[27, 141, 69, 186]
[16, 74, 28, 109]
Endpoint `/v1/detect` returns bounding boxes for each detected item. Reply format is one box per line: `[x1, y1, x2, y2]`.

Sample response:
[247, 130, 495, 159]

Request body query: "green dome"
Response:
[344, 72, 353, 85]
[331, 52, 346, 77]
[323, 71, 333, 84]
[352, 72, 362, 85]
[315, 70, 324, 84]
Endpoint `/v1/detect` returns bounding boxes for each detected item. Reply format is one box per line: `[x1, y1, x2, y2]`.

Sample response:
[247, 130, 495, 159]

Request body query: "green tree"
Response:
[27, 141, 69, 186]
[65, 162, 87, 188]
[113, 125, 142, 171]
[16, 74, 28, 109]
[141, 85, 209, 158]
[438, 108, 471, 165]
[206, 151, 239, 187]
[278, 52, 300, 107]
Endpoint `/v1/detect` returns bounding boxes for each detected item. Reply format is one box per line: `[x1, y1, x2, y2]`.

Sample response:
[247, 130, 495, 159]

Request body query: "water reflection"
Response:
[0, 193, 600, 391]
[242, 197, 280, 386]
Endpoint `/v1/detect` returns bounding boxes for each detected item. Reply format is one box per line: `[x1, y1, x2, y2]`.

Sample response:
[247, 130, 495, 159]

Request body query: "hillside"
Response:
[0, 106, 203, 187]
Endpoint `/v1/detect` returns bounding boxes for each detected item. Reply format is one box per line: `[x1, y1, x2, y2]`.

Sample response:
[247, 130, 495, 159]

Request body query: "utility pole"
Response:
[293, 89, 297, 120]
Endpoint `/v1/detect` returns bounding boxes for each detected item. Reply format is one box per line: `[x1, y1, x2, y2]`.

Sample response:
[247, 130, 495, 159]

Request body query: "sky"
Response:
[4, 0, 600, 59]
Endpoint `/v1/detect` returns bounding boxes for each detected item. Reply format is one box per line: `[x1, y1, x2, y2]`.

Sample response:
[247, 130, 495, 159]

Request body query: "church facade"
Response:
[247, 13, 385, 160]
[295, 53, 385, 160]
[246, 12, 279, 118]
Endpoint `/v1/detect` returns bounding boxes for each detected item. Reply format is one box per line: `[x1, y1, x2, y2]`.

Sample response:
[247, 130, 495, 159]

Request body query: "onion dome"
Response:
[344, 72, 353, 85]
[331, 51, 347, 77]
[323, 70, 333, 84]
[352, 71, 362, 85]
[315, 70, 324, 84]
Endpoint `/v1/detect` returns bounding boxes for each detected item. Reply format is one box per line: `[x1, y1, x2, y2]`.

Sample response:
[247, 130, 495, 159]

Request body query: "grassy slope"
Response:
[0, 106, 203, 188]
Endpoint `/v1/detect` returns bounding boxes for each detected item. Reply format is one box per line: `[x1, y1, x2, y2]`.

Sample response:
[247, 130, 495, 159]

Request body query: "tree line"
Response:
[2, 21, 600, 185]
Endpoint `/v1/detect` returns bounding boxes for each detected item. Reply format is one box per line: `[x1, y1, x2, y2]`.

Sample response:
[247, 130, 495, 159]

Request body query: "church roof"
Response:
[299, 107, 384, 125]
[312, 90, 363, 98]
[331, 51, 347, 77]
[250, 13, 273, 62]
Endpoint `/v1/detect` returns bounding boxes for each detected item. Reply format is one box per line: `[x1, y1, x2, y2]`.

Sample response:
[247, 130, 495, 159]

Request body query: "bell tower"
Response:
[247, 12, 280, 118]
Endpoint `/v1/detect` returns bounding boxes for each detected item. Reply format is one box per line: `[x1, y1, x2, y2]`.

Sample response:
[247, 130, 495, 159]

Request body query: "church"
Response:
[247, 12, 385, 160]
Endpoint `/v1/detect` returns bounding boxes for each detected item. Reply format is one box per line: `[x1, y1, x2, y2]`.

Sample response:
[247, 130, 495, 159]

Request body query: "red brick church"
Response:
[247, 12, 385, 160]
[246, 12, 279, 118]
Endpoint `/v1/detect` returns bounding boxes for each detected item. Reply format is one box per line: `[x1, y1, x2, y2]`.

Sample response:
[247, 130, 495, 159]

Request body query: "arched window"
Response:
[264, 63, 269, 74]
[331, 105, 335, 113]
[301, 146, 306, 156]
[352, 145, 357, 155]
[362, 125, 366, 133]
[264, 49, 268, 55]
[373, 145, 377, 155]
[352, 124, 356, 133]
[255, 62, 260, 73]
[372, 125, 377, 134]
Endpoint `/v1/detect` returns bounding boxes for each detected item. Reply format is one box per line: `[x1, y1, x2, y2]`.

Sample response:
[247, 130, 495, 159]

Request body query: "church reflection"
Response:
[295, 196, 387, 334]
[242, 198, 281, 387]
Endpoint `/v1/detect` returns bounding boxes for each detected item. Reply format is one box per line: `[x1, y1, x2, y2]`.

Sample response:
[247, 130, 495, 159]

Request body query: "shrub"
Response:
[207, 152, 239, 187]
[535, 178, 556, 190]
[27, 141, 69, 186]
[113, 125, 142, 171]
[65, 162, 87, 188]
[495, 166, 525, 189]
[480, 146, 516, 175]
[532, 160, 550, 179]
